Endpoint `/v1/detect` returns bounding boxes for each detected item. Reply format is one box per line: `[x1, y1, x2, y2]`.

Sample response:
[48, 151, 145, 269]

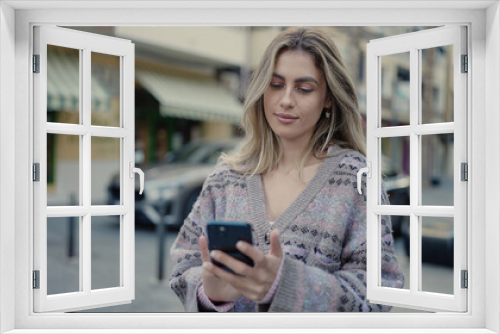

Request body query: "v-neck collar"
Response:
[246, 145, 347, 247]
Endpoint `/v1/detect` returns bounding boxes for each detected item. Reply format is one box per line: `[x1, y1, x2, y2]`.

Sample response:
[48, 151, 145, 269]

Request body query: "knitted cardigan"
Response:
[169, 145, 405, 312]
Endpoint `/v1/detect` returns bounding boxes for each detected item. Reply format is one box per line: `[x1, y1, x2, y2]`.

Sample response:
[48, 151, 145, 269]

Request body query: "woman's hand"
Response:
[199, 235, 242, 303]
[202, 229, 283, 302]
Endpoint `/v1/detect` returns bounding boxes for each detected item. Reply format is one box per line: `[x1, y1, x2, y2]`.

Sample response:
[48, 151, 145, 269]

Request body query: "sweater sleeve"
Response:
[266, 159, 405, 312]
[169, 167, 231, 312]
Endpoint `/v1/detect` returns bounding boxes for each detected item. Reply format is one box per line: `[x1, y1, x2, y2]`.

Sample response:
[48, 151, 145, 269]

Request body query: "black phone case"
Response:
[207, 221, 254, 274]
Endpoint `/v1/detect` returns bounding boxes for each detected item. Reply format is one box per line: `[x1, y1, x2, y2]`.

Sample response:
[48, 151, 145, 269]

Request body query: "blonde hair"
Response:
[221, 27, 366, 176]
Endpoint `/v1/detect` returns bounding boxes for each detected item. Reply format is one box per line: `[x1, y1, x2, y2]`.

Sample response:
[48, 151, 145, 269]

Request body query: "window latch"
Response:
[356, 162, 371, 195]
[129, 162, 144, 195]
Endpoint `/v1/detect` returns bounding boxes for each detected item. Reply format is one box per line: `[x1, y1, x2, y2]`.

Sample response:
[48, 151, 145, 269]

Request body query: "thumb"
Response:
[199, 235, 210, 263]
[269, 229, 282, 259]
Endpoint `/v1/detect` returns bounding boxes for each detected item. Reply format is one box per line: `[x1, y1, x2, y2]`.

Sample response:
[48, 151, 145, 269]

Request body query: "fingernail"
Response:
[236, 241, 245, 250]
[210, 250, 218, 259]
[203, 262, 212, 270]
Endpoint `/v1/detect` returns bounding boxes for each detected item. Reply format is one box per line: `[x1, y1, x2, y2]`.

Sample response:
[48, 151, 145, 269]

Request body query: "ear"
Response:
[324, 95, 332, 109]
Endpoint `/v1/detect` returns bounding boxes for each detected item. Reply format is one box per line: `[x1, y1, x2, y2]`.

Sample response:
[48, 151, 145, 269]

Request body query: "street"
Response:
[47, 215, 452, 313]
[43, 174, 456, 313]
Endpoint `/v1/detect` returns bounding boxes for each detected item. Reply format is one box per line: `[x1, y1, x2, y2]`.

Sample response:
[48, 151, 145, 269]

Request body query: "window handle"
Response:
[129, 162, 144, 195]
[357, 164, 371, 195]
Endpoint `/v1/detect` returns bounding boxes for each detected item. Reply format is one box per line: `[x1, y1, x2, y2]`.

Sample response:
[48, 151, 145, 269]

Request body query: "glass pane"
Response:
[47, 217, 80, 295]
[91, 52, 120, 127]
[421, 134, 454, 206]
[91, 137, 120, 206]
[381, 215, 408, 291]
[91, 215, 121, 290]
[381, 137, 410, 207]
[421, 46, 454, 124]
[47, 44, 80, 124]
[47, 134, 80, 206]
[380, 52, 410, 127]
[420, 216, 454, 294]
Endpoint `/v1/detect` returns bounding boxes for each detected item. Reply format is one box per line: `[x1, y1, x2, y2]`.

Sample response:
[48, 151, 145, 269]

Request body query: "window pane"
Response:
[91, 52, 120, 127]
[91, 137, 120, 206]
[47, 134, 80, 206]
[381, 137, 410, 208]
[421, 46, 454, 124]
[91, 216, 121, 290]
[47, 217, 80, 295]
[421, 134, 454, 206]
[47, 44, 80, 124]
[381, 215, 409, 291]
[420, 216, 454, 294]
[380, 52, 410, 127]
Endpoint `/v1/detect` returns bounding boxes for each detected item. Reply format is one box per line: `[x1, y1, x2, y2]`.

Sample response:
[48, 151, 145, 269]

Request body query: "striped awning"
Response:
[47, 46, 110, 113]
[136, 63, 243, 125]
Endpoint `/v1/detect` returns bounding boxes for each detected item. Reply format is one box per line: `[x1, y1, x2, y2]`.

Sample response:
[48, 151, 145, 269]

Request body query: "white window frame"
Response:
[33, 26, 136, 313]
[1, 1, 499, 333]
[365, 26, 468, 312]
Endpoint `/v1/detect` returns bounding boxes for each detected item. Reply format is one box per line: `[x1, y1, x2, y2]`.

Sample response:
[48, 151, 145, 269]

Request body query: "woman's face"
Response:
[263, 49, 330, 146]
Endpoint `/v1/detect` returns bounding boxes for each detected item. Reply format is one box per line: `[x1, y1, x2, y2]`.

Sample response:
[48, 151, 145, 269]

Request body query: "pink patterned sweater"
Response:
[169, 145, 404, 312]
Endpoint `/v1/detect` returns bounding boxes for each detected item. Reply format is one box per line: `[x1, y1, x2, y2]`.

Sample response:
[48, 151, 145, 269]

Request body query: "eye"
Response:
[297, 86, 314, 94]
[270, 81, 284, 89]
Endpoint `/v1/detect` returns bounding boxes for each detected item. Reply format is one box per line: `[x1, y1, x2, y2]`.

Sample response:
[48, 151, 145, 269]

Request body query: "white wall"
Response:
[47, 161, 120, 205]
[116, 26, 246, 66]
[0, 2, 16, 333]
[485, 3, 500, 332]
[3, 3, 498, 332]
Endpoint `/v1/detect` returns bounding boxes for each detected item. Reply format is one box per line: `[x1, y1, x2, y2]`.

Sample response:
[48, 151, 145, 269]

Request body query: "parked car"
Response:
[379, 157, 454, 267]
[382, 156, 411, 236]
[400, 216, 454, 267]
[107, 139, 241, 229]
[109, 143, 410, 231]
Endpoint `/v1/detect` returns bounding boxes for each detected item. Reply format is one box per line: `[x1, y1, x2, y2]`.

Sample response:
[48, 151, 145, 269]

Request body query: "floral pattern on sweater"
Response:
[170, 145, 404, 312]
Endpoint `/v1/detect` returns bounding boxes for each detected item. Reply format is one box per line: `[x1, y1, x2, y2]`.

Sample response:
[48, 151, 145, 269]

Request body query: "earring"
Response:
[324, 108, 331, 119]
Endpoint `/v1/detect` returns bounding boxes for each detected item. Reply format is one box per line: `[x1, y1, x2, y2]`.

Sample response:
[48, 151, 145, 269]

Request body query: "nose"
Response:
[279, 87, 295, 109]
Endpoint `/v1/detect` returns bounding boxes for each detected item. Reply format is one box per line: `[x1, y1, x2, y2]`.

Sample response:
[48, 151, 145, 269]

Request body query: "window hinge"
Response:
[33, 270, 40, 289]
[33, 54, 40, 73]
[461, 163, 468, 181]
[461, 54, 468, 73]
[461, 270, 468, 289]
[33, 163, 40, 182]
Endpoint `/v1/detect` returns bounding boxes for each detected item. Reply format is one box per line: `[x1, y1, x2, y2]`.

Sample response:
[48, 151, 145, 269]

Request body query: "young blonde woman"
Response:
[170, 27, 404, 312]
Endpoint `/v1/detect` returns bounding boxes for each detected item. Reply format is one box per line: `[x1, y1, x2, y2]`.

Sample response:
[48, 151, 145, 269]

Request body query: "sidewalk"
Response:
[421, 177, 454, 206]
[79, 222, 184, 312]
[47, 217, 184, 313]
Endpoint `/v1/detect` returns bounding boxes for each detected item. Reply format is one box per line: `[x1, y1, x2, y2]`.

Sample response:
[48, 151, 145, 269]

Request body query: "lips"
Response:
[275, 113, 298, 124]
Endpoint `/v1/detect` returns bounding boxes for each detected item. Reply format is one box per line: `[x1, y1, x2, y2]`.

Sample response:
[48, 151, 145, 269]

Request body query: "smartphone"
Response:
[206, 221, 254, 274]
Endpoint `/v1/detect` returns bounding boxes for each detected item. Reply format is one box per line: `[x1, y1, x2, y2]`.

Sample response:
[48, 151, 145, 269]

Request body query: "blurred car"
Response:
[380, 157, 454, 267]
[108, 143, 410, 231]
[401, 216, 454, 267]
[384, 158, 454, 267]
[107, 139, 241, 229]
[382, 156, 410, 236]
